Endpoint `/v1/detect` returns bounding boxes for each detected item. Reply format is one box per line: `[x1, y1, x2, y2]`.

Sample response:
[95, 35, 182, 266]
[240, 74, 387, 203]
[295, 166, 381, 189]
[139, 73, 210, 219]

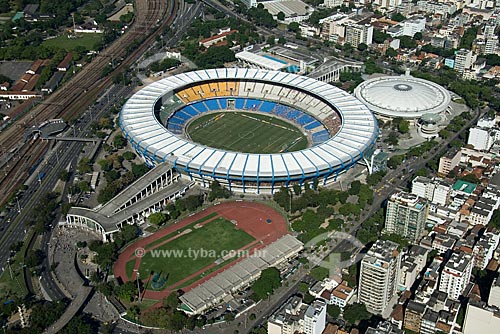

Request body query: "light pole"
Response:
[288, 188, 293, 213]
[134, 269, 141, 303]
[16, 196, 21, 213]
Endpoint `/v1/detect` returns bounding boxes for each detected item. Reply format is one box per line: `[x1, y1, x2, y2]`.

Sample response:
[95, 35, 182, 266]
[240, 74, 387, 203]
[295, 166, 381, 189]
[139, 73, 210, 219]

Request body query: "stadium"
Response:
[119, 68, 378, 194]
[354, 74, 451, 120]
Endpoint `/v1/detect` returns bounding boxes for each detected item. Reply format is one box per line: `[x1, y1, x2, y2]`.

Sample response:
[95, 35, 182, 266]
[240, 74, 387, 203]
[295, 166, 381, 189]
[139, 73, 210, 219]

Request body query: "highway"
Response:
[0, 84, 133, 287]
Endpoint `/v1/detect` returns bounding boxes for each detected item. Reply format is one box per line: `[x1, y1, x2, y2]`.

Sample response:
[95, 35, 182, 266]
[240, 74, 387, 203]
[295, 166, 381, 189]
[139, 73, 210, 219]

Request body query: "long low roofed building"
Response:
[179, 234, 303, 315]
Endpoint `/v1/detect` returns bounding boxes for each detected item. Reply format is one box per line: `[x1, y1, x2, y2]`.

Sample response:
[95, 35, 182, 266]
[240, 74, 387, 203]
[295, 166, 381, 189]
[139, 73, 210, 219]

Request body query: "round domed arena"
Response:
[119, 68, 378, 194]
[354, 74, 451, 120]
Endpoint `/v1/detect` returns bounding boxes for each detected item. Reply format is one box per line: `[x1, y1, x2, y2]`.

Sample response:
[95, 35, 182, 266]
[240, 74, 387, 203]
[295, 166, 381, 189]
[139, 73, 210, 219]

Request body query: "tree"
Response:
[298, 282, 309, 293]
[98, 159, 112, 172]
[364, 58, 383, 74]
[382, 233, 409, 249]
[348, 180, 361, 195]
[373, 29, 389, 43]
[413, 31, 423, 40]
[115, 281, 138, 302]
[78, 181, 91, 193]
[439, 129, 450, 139]
[251, 267, 281, 300]
[386, 47, 397, 57]
[450, 139, 462, 148]
[208, 180, 231, 201]
[59, 170, 70, 182]
[288, 22, 300, 33]
[277, 11, 285, 21]
[131, 163, 149, 178]
[78, 157, 92, 174]
[26, 249, 45, 268]
[163, 292, 180, 310]
[293, 184, 302, 196]
[366, 170, 386, 186]
[61, 202, 72, 216]
[490, 209, 500, 229]
[343, 303, 370, 324]
[327, 304, 341, 318]
[148, 212, 168, 226]
[391, 12, 406, 22]
[398, 120, 410, 134]
[122, 151, 136, 161]
[357, 43, 368, 51]
[385, 131, 399, 146]
[459, 174, 480, 184]
[399, 35, 417, 49]
[266, 35, 275, 45]
[310, 266, 329, 281]
[414, 168, 429, 177]
[113, 134, 127, 149]
[387, 154, 404, 169]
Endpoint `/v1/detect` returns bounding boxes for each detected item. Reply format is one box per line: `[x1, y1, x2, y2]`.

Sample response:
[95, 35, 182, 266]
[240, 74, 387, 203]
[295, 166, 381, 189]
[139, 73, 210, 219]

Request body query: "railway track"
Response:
[0, 0, 180, 206]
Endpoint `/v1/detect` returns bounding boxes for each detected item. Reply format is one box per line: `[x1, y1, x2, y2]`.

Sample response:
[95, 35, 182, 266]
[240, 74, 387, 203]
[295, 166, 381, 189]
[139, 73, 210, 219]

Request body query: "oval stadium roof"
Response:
[120, 68, 378, 188]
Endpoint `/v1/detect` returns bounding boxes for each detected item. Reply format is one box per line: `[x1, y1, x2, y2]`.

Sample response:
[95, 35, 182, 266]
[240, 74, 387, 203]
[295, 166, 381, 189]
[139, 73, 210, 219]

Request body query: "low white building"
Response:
[321, 281, 356, 309]
[467, 127, 499, 151]
[387, 16, 426, 38]
[263, 0, 312, 23]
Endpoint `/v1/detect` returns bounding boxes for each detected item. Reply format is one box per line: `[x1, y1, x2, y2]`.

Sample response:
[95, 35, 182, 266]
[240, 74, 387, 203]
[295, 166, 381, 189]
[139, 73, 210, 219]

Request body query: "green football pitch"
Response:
[186, 112, 308, 153]
[134, 217, 255, 287]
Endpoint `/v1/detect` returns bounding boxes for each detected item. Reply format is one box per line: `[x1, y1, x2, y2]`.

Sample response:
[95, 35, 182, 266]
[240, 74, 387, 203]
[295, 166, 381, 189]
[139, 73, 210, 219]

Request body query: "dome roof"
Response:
[420, 113, 442, 124]
[354, 75, 451, 119]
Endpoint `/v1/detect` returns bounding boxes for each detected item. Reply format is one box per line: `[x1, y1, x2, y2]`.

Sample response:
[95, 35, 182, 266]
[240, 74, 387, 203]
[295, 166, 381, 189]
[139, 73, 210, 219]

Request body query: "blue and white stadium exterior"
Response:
[119, 68, 378, 194]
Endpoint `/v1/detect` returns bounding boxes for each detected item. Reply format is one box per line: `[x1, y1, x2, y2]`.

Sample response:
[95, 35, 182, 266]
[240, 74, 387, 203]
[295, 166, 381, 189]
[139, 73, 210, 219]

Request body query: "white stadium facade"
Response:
[119, 68, 378, 194]
[354, 74, 451, 120]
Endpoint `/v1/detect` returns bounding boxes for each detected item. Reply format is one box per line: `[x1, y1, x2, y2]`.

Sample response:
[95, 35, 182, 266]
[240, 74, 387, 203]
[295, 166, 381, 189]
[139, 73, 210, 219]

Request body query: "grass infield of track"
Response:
[132, 217, 255, 288]
[186, 111, 308, 153]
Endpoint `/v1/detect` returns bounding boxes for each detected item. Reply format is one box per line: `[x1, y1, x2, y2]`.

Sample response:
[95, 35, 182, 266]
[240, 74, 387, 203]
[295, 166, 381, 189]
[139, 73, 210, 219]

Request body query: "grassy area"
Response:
[146, 211, 218, 250]
[138, 218, 255, 287]
[186, 112, 308, 153]
[42, 33, 102, 51]
[0, 236, 29, 300]
[125, 259, 136, 279]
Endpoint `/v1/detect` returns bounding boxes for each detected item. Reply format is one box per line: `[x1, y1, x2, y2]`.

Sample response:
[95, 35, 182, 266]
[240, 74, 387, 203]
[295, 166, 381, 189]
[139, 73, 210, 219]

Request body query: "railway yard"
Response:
[0, 0, 178, 206]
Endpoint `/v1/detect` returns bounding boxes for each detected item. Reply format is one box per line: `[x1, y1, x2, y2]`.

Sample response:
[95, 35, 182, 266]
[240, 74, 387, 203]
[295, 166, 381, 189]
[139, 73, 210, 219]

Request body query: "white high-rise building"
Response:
[303, 300, 327, 334]
[412, 177, 451, 206]
[485, 37, 498, 55]
[345, 23, 373, 47]
[324, 0, 344, 8]
[385, 191, 429, 242]
[358, 240, 401, 314]
[373, 0, 402, 10]
[439, 252, 473, 300]
[454, 49, 475, 73]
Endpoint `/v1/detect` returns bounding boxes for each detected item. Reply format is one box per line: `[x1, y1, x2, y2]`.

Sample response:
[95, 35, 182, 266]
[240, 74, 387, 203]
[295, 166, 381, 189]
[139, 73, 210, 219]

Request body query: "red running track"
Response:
[113, 201, 289, 301]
